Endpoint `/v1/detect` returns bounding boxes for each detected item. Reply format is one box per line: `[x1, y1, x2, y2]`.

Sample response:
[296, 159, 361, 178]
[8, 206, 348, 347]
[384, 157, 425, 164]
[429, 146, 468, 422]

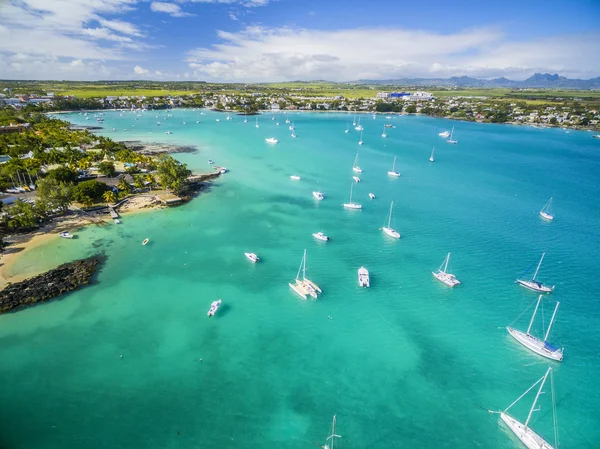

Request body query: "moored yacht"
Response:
[244, 252, 260, 263]
[265, 137, 279, 144]
[312, 191, 324, 200]
[312, 232, 329, 241]
[59, 232, 73, 239]
[353, 176, 360, 183]
[207, 299, 222, 317]
[352, 152, 362, 173]
[358, 266, 370, 287]
[439, 130, 450, 138]
[381, 201, 400, 239]
[432, 253, 460, 287]
[516, 252, 554, 293]
[539, 197, 554, 221]
[387, 156, 400, 177]
[343, 183, 362, 209]
[369, 192, 375, 199]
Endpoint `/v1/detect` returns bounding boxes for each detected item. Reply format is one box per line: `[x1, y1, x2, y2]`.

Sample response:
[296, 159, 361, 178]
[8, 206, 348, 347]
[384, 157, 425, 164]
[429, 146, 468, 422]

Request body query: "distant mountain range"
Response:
[356, 73, 600, 90]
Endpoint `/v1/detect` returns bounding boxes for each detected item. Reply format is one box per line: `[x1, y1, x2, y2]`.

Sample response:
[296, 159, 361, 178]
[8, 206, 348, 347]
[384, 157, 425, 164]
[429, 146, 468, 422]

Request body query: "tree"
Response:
[144, 173, 156, 190]
[133, 174, 145, 191]
[98, 161, 116, 177]
[36, 178, 73, 213]
[5, 200, 40, 231]
[405, 104, 417, 114]
[117, 178, 131, 197]
[46, 166, 78, 184]
[156, 155, 191, 194]
[103, 190, 117, 204]
[73, 180, 109, 203]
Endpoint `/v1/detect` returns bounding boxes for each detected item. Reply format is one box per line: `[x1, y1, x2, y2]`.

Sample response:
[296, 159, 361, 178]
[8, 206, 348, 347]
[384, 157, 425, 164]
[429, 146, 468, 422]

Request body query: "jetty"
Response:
[108, 205, 120, 219]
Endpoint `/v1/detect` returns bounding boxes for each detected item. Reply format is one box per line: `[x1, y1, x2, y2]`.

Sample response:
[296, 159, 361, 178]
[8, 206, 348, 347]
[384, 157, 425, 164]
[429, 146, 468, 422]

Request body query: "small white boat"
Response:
[291, 132, 296, 138]
[323, 415, 341, 449]
[381, 201, 400, 239]
[439, 130, 450, 138]
[516, 252, 554, 293]
[288, 123, 294, 131]
[446, 127, 458, 144]
[539, 197, 554, 221]
[355, 118, 363, 131]
[493, 367, 558, 449]
[59, 232, 73, 239]
[208, 159, 214, 164]
[343, 183, 362, 209]
[345, 123, 350, 133]
[290, 175, 301, 180]
[226, 114, 232, 120]
[369, 193, 375, 199]
[381, 125, 387, 138]
[312, 191, 324, 200]
[142, 238, 149, 246]
[429, 147, 435, 162]
[352, 152, 362, 173]
[358, 130, 364, 145]
[244, 252, 260, 263]
[114, 219, 121, 224]
[593, 134, 600, 139]
[432, 253, 460, 287]
[207, 299, 222, 317]
[219, 167, 227, 174]
[353, 176, 360, 183]
[387, 156, 400, 177]
[312, 231, 329, 241]
[216, 119, 220, 122]
[165, 131, 172, 135]
[255, 117, 259, 128]
[265, 137, 279, 144]
[358, 266, 370, 287]
[507, 295, 563, 361]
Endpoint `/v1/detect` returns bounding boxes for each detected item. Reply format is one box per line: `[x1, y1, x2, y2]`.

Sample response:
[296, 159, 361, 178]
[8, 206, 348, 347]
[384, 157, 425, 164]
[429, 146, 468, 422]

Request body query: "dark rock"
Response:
[0, 255, 105, 315]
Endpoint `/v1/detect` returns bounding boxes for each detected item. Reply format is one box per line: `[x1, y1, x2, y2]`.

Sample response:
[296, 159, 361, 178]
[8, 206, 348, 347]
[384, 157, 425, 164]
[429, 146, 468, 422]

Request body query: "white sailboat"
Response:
[358, 130, 363, 145]
[387, 156, 400, 177]
[352, 115, 357, 126]
[540, 197, 554, 221]
[381, 201, 400, 239]
[345, 123, 350, 133]
[352, 152, 362, 173]
[381, 125, 387, 138]
[446, 126, 458, 144]
[516, 252, 555, 293]
[507, 295, 563, 361]
[432, 253, 460, 287]
[429, 147, 435, 162]
[343, 183, 362, 209]
[255, 116, 259, 128]
[323, 415, 341, 449]
[493, 367, 559, 449]
[354, 117, 362, 130]
[358, 267, 370, 287]
[289, 249, 322, 300]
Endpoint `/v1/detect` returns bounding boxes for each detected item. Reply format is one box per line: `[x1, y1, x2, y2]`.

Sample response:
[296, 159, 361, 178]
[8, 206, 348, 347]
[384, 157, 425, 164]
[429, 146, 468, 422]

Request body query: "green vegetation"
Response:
[2, 200, 39, 231]
[97, 161, 116, 178]
[72, 180, 109, 205]
[36, 178, 73, 213]
[156, 155, 191, 195]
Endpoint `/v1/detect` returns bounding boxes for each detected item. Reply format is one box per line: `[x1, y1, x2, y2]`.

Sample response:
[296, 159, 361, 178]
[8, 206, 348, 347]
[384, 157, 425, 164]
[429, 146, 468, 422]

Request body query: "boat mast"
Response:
[354, 152, 359, 167]
[525, 368, 552, 428]
[527, 295, 542, 334]
[443, 253, 450, 273]
[303, 249, 307, 281]
[326, 415, 341, 449]
[392, 156, 396, 171]
[532, 252, 545, 281]
[388, 201, 393, 228]
[349, 183, 353, 203]
[544, 301, 560, 342]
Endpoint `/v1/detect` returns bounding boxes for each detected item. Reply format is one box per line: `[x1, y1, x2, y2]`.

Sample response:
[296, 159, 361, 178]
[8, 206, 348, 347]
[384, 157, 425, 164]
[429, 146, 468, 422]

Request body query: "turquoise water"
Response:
[1, 110, 600, 448]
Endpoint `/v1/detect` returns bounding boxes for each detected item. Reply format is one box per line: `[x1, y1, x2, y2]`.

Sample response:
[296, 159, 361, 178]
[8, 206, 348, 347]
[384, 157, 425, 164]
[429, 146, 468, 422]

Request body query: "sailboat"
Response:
[516, 252, 555, 293]
[507, 295, 564, 361]
[381, 125, 387, 138]
[322, 415, 341, 449]
[345, 123, 350, 133]
[439, 130, 450, 138]
[355, 117, 363, 131]
[352, 115, 357, 126]
[387, 156, 400, 177]
[540, 197, 554, 221]
[243, 112, 248, 123]
[343, 183, 362, 209]
[381, 201, 400, 238]
[432, 253, 460, 287]
[289, 249, 322, 300]
[429, 147, 435, 162]
[358, 130, 363, 145]
[352, 152, 362, 173]
[492, 367, 559, 449]
[255, 116, 259, 128]
[446, 126, 458, 144]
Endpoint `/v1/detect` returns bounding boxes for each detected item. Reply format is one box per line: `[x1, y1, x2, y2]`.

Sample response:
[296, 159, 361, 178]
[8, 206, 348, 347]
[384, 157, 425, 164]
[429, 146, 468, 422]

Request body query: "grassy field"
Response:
[61, 88, 197, 98]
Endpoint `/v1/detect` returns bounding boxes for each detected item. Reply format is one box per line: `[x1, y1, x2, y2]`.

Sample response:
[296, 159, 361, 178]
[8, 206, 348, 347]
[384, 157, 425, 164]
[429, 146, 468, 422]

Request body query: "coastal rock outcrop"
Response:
[0, 256, 104, 315]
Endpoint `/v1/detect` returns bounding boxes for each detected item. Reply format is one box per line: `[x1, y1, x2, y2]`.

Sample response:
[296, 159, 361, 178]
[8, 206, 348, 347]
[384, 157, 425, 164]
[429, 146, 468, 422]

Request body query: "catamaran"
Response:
[381, 201, 400, 239]
[491, 367, 559, 449]
[432, 253, 461, 287]
[446, 127, 458, 144]
[358, 267, 370, 287]
[507, 295, 563, 361]
[289, 249, 321, 300]
[352, 152, 363, 173]
[343, 183, 362, 209]
[429, 147, 435, 162]
[313, 191, 324, 200]
[323, 415, 341, 449]
[387, 156, 400, 177]
[540, 197, 554, 221]
[516, 252, 555, 293]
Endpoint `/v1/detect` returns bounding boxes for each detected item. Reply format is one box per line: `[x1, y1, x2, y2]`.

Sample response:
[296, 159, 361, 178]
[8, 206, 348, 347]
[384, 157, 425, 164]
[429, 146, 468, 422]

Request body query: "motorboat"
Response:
[312, 191, 324, 200]
[353, 176, 360, 183]
[432, 253, 460, 287]
[369, 193, 375, 199]
[59, 232, 73, 239]
[439, 130, 450, 138]
[114, 219, 121, 224]
[290, 175, 301, 180]
[219, 167, 227, 174]
[207, 299, 222, 317]
[358, 266, 370, 287]
[142, 238, 149, 245]
[165, 131, 172, 135]
[265, 137, 279, 144]
[245, 252, 260, 263]
[312, 232, 329, 241]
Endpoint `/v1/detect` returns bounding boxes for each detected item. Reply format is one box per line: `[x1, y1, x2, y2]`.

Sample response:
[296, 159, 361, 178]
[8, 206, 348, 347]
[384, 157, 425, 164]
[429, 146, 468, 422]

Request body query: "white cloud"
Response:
[83, 28, 133, 42]
[229, 12, 239, 20]
[183, 0, 270, 6]
[186, 26, 600, 82]
[150, 2, 193, 17]
[134, 65, 150, 74]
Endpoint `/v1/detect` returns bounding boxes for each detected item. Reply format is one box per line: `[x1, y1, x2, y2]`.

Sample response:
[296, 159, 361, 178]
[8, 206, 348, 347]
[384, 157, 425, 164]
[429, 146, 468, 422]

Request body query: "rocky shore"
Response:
[122, 140, 198, 155]
[0, 255, 104, 315]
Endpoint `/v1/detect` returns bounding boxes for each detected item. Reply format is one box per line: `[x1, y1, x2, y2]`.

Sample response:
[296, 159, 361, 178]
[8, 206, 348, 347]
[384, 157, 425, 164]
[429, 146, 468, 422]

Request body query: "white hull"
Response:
[312, 232, 329, 241]
[304, 279, 322, 294]
[382, 226, 400, 239]
[207, 299, 222, 317]
[369, 193, 375, 199]
[516, 279, 554, 293]
[507, 327, 563, 361]
[244, 252, 260, 263]
[387, 171, 400, 177]
[358, 267, 370, 287]
[312, 191, 324, 200]
[439, 131, 450, 138]
[432, 270, 460, 287]
[352, 166, 362, 173]
[539, 211, 554, 220]
[500, 413, 554, 449]
[59, 232, 73, 239]
[289, 282, 308, 300]
[353, 176, 360, 183]
[290, 175, 301, 180]
[343, 203, 362, 209]
[265, 138, 278, 144]
[446, 139, 458, 144]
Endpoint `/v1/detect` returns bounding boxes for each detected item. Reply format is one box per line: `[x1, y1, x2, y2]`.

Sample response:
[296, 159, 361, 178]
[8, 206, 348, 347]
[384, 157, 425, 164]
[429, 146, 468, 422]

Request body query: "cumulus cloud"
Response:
[150, 2, 193, 17]
[186, 26, 600, 82]
[134, 65, 150, 74]
[183, 0, 270, 6]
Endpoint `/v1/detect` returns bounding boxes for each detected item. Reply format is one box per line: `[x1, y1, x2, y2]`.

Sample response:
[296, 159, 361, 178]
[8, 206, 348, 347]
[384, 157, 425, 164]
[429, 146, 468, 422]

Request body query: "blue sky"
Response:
[1, 0, 599, 81]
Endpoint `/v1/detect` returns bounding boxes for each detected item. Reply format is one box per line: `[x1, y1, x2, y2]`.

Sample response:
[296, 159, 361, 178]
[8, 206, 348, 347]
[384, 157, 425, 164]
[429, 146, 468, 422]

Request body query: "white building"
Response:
[376, 92, 390, 99]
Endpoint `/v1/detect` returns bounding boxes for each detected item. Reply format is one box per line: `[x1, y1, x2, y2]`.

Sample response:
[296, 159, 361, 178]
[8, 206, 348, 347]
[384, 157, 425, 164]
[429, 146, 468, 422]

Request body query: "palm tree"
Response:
[144, 173, 156, 190]
[133, 175, 145, 191]
[103, 190, 117, 205]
